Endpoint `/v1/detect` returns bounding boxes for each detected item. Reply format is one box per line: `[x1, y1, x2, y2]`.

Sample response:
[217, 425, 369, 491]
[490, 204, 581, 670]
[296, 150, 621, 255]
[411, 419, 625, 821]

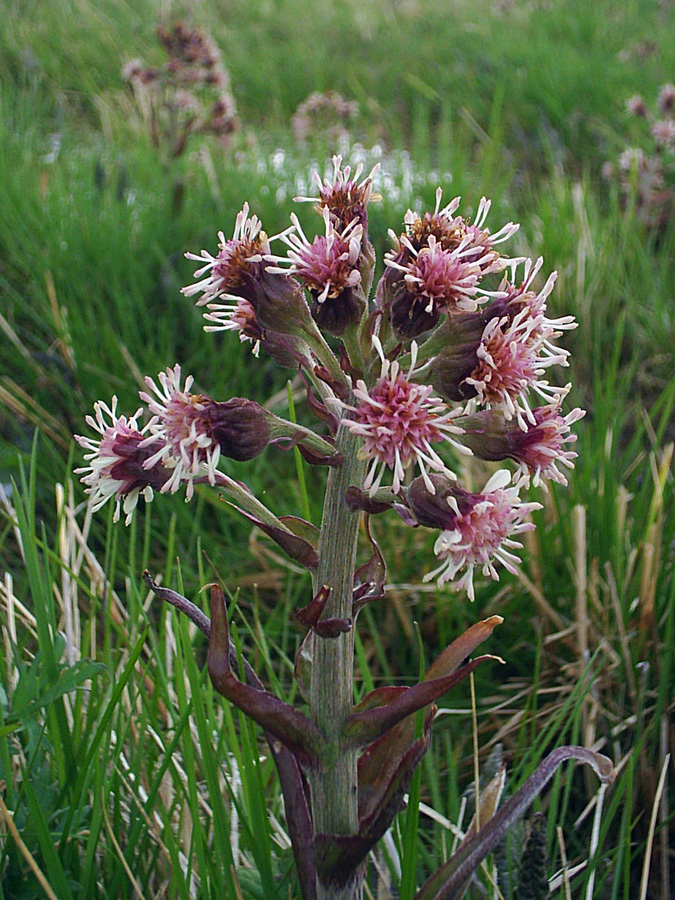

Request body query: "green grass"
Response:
[1, 0, 674, 897]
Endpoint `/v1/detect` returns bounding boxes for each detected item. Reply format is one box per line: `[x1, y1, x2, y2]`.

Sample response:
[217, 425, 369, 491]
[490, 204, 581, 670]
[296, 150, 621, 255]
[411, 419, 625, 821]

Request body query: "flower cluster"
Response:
[603, 82, 675, 229]
[77, 155, 583, 600]
[76, 363, 340, 523]
[75, 369, 237, 516]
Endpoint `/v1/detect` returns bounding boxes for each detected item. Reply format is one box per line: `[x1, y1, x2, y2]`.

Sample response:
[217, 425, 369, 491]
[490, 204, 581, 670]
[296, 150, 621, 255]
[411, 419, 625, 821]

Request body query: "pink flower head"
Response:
[399, 189, 520, 272]
[340, 338, 470, 495]
[202, 295, 265, 355]
[651, 118, 675, 147]
[382, 191, 521, 338]
[511, 404, 586, 487]
[657, 82, 675, 115]
[463, 259, 576, 428]
[267, 207, 362, 301]
[265, 208, 364, 335]
[182, 203, 269, 306]
[181, 204, 272, 352]
[140, 365, 222, 499]
[294, 154, 380, 230]
[383, 236, 496, 340]
[420, 470, 541, 600]
[385, 234, 488, 314]
[625, 94, 647, 117]
[464, 310, 570, 429]
[75, 397, 169, 524]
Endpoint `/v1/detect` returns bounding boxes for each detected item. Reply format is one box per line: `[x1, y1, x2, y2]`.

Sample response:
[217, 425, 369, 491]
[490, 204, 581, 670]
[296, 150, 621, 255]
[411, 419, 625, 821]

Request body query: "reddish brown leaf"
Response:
[228, 506, 319, 569]
[207, 585, 326, 768]
[425, 616, 503, 681]
[343, 657, 496, 748]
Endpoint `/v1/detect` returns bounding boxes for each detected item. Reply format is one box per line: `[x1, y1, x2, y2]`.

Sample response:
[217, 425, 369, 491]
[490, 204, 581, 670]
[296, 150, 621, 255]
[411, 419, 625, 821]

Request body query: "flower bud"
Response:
[310, 284, 364, 336]
[205, 398, 273, 461]
[261, 333, 312, 370]
[406, 473, 468, 530]
[359, 236, 377, 300]
[238, 263, 315, 339]
[389, 284, 442, 339]
[344, 486, 394, 515]
[452, 409, 519, 461]
[429, 346, 480, 402]
[427, 312, 487, 402]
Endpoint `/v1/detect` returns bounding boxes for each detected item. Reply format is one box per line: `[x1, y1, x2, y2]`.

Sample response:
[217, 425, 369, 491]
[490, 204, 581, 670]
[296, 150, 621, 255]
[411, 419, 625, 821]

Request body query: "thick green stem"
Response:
[309, 420, 366, 900]
[213, 471, 293, 532]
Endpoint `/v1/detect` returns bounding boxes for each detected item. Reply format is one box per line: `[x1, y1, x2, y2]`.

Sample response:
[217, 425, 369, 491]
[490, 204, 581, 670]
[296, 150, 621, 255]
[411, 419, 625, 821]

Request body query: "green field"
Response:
[0, 0, 673, 897]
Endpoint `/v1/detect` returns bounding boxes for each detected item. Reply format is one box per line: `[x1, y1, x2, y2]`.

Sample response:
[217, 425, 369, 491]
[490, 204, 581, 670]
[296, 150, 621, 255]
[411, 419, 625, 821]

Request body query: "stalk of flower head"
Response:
[74, 156, 611, 900]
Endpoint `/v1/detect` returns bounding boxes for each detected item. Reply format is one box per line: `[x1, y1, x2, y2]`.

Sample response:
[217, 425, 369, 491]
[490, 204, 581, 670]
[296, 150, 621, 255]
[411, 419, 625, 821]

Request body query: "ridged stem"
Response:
[309, 420, 366, 900]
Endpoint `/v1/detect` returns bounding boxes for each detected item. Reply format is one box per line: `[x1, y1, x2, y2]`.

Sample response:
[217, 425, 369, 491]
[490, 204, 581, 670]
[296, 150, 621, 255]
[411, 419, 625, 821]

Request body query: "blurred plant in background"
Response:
[603, 82, 675, 229]
[292, 91, 361, 147]
[122, 22, 239, 160]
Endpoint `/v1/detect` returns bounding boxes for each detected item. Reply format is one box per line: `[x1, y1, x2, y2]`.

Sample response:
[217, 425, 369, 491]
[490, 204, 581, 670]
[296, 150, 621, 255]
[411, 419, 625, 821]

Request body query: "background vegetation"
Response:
[0, 0, 673, 897]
